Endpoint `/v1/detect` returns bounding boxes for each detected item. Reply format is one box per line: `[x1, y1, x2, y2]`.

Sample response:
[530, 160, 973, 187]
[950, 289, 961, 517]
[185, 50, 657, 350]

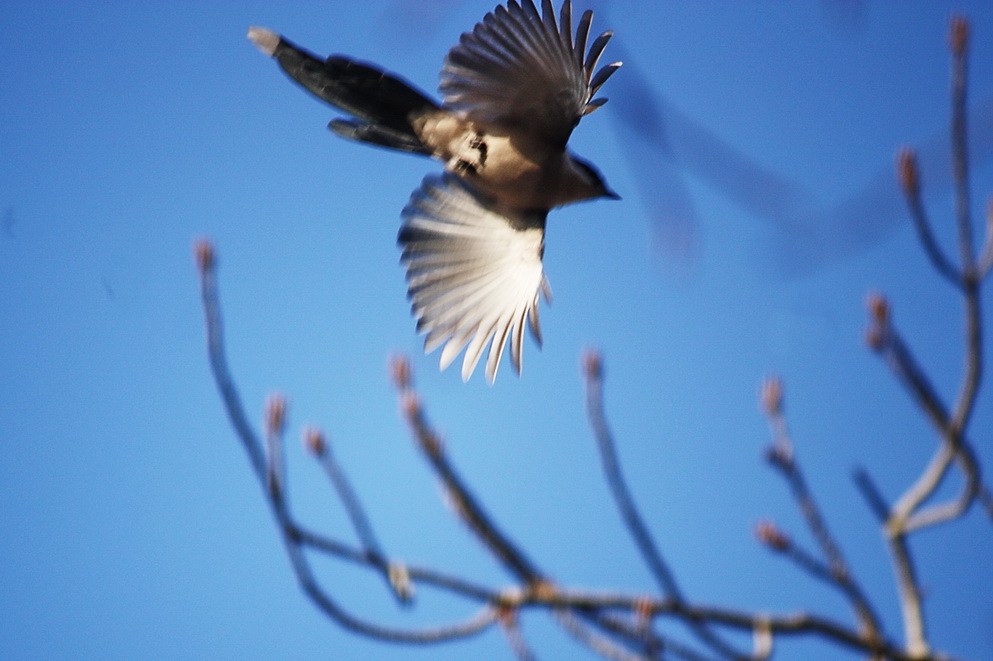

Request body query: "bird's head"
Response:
[570, 155, 620, 202]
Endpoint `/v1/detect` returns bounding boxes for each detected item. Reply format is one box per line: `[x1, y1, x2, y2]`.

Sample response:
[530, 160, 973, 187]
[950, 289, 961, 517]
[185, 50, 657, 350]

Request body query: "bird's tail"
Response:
[248, 27, 439, 155]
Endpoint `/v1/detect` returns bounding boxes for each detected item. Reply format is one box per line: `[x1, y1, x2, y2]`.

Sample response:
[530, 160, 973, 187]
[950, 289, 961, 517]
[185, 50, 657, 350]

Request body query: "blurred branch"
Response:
[581, 351, 683, 599]
[874, 16, 987, 530]
[866, 302, 982, 532]
[303, 427, 411, 603]
[897, 150, 961, 287]
[977, 199, 993, 279]
[499, 608, 541, 661]
[574, 605, 713, 661]
[759, 379, 883, 649]
[858, 16, 988, 657]
[553, 608, 651, 661]
[583, 350, 764, 661]
[199, 240, 949, 657]
[852, 468, 890, 522]
[950, 16, 975, 275]
[390, 356, 547, 586]
[552, 590, 959, 661]
[264, 395, 287, 504]
[195, 239, 499, 644]
[195, 241, 266, 480]
[197, 237, 968, 657]
[949, 17, 985, 450]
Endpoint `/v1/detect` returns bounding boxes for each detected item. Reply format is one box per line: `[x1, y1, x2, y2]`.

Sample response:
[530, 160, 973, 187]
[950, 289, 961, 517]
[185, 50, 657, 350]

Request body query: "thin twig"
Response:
[949, 16, 975, 276]
[196, 240, 266, 480]
[498, 608, 541, 661]
[583, 350, 758, 661]
[196, 240, 498, 644]
[554, 608, 651, 661]
[886, 531, 929, 658]
[294, 524, 499, 601]
[947, 17, 985, 469]
[869, 313, 980, 530]
[391, 357, 547, 586]
[852, 469, 890, 522]
[876, 314, 953, 433]
[304, 428, 411, 602]
[541, 590, 957, 661]
[760, 381, 883, 646]
[284, 529, 499, 643]
[573, 608, 673, 661]
[265, 395, 287, 503]
[865, 304, 934, 655]
[977, 199, 993, 279]
[755, 518, 882, 649]
[897, 149, 962, 287]
[571, 602, 720, 661]
[583, 352, 682, 599]
[903, 440, 981, 533]
[951, 272, 983, 435]
[766, 424, 847, 575]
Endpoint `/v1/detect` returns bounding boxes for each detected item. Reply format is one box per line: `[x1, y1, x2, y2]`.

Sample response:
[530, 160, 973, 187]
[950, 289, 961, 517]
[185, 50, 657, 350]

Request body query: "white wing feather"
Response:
[399, 174, 550, 383]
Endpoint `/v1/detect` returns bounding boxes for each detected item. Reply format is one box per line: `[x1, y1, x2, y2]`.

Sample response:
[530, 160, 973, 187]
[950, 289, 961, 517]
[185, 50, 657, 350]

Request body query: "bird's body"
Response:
[249, 0, 620, 382]
[411, 111, 609, 209]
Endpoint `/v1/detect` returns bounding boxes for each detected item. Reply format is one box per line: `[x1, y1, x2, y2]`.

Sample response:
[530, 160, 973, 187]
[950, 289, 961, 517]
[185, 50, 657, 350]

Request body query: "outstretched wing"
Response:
[399, 173, 551, 383]
[440, 0, 621, 149]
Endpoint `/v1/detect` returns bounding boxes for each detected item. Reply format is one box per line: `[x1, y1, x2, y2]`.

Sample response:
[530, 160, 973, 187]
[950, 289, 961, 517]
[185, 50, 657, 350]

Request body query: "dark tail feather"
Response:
[328, 119, 429, 154]
[248, 27, 438, 155]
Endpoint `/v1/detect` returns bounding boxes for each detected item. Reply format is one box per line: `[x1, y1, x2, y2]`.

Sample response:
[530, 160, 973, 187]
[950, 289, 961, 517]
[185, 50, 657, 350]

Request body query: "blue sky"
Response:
[1, 1, 992, 659]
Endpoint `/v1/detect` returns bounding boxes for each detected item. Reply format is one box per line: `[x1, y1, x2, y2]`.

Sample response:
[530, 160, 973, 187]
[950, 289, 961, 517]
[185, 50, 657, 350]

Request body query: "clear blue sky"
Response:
[1, 1, 991, 659]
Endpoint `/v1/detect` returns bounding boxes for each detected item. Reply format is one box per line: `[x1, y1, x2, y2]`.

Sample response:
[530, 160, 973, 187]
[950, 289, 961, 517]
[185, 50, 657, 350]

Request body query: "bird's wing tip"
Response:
[247, 26, 280, 56]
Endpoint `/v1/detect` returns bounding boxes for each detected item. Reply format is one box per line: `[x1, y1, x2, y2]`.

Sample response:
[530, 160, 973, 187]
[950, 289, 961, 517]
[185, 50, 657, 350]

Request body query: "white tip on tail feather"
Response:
[247, 26, 280, 57]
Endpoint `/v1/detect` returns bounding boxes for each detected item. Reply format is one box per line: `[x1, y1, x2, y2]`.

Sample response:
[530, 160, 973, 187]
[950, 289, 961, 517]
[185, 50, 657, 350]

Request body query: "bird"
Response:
[248, 0, 621, 383]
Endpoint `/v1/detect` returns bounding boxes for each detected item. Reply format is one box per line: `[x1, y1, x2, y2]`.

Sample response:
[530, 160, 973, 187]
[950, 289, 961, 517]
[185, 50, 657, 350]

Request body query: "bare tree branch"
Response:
[759, 384, 884, 650]
[977, 198, 993, 278]
[897, 149, 962, 287]
[499, 608, 541, 661]
[303, 427, 411, 602]
[855, 18, 989, 655]
[583, 350, 761, 661]
[554, 608, 654, 661]
[195, 239, 500, 644]
[866, 299, 982, 532]
[391, 356, 548, 586]
[949, 15, 975, 275]
[582, 351, 683, 599]
[852, 468, 890, 522]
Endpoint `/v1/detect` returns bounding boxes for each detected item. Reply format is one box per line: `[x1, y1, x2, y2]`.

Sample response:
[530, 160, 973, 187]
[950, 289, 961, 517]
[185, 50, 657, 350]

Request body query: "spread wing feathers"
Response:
[398, 173, 550, 383]
[440, 0, 621, 148]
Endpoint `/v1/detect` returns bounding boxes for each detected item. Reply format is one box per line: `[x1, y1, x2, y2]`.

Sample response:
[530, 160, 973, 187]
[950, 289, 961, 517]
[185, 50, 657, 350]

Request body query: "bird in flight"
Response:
[249, 0, 620, 383]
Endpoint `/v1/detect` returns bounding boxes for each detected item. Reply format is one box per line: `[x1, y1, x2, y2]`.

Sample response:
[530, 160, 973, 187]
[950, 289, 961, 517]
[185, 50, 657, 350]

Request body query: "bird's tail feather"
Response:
[248, 27, 438, 155]
[328, 119, 429, 154]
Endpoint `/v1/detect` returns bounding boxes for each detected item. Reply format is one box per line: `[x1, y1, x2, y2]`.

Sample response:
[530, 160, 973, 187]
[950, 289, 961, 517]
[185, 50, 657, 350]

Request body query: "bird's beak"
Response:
[604, 188, 621, 201]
